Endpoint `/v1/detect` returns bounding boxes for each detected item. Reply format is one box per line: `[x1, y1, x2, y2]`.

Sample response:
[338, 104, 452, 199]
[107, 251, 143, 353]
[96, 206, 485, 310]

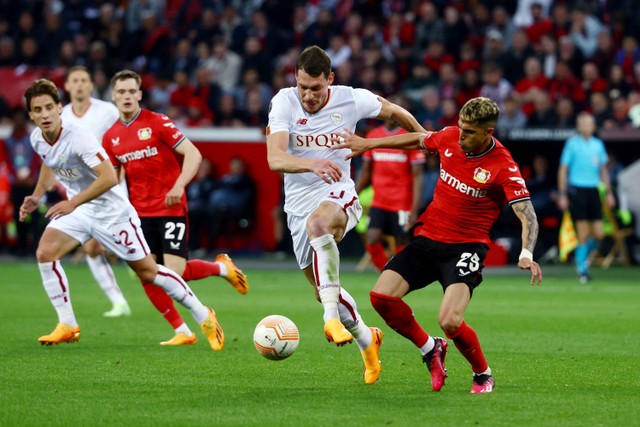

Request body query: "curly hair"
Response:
[459, 97, 500, 128]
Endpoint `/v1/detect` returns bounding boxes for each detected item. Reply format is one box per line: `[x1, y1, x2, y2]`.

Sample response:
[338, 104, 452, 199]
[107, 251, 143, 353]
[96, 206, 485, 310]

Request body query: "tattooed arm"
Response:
[511, 200, 543, 285]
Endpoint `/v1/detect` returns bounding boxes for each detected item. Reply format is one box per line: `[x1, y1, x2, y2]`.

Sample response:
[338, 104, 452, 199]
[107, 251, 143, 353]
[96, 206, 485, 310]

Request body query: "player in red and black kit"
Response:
[103, 70, 249, 347]
[355, 119, 425, 271]
[334, 97, 542, 394]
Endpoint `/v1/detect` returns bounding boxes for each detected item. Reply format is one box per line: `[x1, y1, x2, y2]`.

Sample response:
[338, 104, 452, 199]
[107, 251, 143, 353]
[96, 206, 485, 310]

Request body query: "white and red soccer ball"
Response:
[253, 315, 299, 360]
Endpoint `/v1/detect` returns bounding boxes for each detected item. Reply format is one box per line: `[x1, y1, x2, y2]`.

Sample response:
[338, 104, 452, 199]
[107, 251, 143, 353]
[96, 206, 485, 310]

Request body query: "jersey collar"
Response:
[465, 137, 496, 159]
[120, 108, 142, 127]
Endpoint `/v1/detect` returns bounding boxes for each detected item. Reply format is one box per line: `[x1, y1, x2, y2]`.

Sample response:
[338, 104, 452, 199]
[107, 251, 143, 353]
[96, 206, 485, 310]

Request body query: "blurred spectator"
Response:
[0, 36, 15, 66]
[591, 30, 616, 78]
[170, 38, 198, 78]
[147, 71, 175, 114]
[537, 34, 558, 79]
[442, 5, 468, 57]
[479, 61, 512, 111]
[91, 69, 112, 102]
[376, 62, 399, 98]
[241, 35, 273, 84]
[615, 35, 640, 81]
[454, 68, 481, 108]
[486, 6, 516, 51]
[438, 62, 458, 101]
[169, 70, 195, 112]
[549, 3, 571, 40]
[547, 61, 587, 108]
[219, 5, 244, 47]
[4, 108, 42, 256]
[202, 36, 242, 93]
[193, 66, 221, 118]
[627, 92, 640, 128]
[604, 95, 631, 129]
[482, 29, 508, 68]
[189, 8, 221, 47]
[87, 40, 121, 77]
[439, 98, 458, 128]
[581, 62, 608, 100]
[555, 96, 577, 128]
[526, 154, 561, 258]
[326, 33, 352, 69]
[419, 154, 440, 213]
[569, 6, 603, 59]
[590, 91, 613, 128]
[415, 86, 442, 131]
[302, 8, 334, 49]
[207, 157, 256, 247]
[238, 88, 268, 128]
[527, 89, 558, 127]
[525, 2, 552, 48]
[214, 94, 244, 127]
[513, 0, 552, 28]
[496, 95, 527, 132]
[422, 40, 454, 75]
[412, 2, 444, 62]
[607, 63, 632, 100]
[39, 13, 67, 67]
[234, 67, 271, 112]
[502, 30, 534, 83]
[457, 42, 481, 75]
[400, 61, 438, 110]
[513, 56, 549, 116]
[558, 36, 586, 77]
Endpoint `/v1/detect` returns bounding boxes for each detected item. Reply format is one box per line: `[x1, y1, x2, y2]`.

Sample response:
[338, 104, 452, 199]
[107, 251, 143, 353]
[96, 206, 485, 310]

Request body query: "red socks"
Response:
[142, 282, 184, 329]
[370, 291, 429, 347]
[366, 242, 388, 272]
[182, 259, 221, 281]
[446, 321, 488, 373]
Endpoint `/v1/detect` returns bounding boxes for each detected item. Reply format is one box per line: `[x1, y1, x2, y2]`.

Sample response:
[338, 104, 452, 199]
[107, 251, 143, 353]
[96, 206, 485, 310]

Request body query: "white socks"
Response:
[85, 254, 127, 306]
[420, 337, 436, 356]
[338, 288, 372, 350]
[152, 264, 209, 323]
[38, 261, 77, 327]
[310, 234, 341, 321]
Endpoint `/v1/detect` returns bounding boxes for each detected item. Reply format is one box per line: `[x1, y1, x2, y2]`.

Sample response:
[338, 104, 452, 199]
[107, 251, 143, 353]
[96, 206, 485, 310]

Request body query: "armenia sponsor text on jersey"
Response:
[418, 126, 530, 244]
[267, 85, 382, 215]
[103, 109, 187, 217]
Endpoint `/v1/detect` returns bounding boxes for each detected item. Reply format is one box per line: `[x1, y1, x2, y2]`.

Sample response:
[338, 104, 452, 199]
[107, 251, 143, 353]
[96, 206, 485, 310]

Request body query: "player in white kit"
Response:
[61, 66, 130, 318]
[266, 45, 426, 384]
[20, 79, 224, 350]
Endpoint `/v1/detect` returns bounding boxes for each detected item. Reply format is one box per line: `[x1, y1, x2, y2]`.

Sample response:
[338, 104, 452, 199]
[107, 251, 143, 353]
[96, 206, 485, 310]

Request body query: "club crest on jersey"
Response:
[330, 112, 342, 125]
[137, 127, 152, 140]
[473, 167, 491, 184]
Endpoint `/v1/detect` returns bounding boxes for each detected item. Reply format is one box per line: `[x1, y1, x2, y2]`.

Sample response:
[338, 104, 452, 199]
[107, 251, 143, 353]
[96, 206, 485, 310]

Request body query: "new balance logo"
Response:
[296, 118, 308, 125]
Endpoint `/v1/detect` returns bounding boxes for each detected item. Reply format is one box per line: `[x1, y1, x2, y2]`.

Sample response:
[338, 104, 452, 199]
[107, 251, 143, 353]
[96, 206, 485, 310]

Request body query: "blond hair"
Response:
[459, 97, 500, 128]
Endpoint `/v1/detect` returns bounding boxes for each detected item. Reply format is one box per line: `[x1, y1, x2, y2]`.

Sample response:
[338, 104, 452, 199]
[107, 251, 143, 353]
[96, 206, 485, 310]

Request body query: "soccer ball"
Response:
[253, 315, 299, 360]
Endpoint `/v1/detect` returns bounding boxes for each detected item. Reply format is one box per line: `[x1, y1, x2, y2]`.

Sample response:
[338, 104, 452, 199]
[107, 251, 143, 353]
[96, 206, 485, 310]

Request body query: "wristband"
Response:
[519, 249, 533, 261]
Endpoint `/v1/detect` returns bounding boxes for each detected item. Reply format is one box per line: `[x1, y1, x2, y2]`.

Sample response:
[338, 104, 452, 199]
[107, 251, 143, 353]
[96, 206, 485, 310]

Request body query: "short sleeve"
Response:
[154, 113, 186, 149]
[76, 129, 109, 168]
[352, 88, 382, 120]
[267, 91, 292, 135]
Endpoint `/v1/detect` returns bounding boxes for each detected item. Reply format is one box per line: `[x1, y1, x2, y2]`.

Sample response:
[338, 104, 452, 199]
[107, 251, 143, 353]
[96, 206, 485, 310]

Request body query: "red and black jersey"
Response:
[418, 126, 530, 244]
[103, 109, 187, 217]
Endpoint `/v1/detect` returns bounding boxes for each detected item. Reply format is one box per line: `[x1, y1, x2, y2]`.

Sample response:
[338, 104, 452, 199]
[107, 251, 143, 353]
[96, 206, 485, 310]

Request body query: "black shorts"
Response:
[568, 187, 602, 221]
[140, 216, 189, 264]
[368, 207, 410, 239]
[384, 236, 488, 296]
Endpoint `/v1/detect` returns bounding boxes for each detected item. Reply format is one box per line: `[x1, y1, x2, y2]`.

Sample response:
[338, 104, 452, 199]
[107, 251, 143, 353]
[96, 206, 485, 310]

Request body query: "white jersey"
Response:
[30, 122, 135, 223]
[61, 98, 119, 141]
[268, 85, 382, 215]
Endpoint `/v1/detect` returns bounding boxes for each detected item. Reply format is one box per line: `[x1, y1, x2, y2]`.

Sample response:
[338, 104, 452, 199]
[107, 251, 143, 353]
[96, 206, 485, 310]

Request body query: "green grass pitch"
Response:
[0, 259, 638, 426]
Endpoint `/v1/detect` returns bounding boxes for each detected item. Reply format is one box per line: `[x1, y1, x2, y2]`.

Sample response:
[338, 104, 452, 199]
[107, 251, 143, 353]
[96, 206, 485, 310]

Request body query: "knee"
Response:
[306, 214, 328, 238]
[129, 262, 157, 283]
[83, 242, 102, 258]
[36, 245, 56, 263]
[438, 312, 463, 335]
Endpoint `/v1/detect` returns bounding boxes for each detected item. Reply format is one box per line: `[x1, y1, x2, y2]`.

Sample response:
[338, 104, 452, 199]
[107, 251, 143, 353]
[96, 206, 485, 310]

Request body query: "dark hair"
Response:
[24, 79, 60, 111]
[296, 45, 331, 78]
[111, 69, 141, 88]
[65, 65, 91, 82]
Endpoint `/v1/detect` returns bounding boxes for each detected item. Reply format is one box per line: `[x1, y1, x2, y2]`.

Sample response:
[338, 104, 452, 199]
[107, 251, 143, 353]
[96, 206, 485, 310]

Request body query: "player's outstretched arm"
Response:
[512, 200, 543, 285]
[331, 129, 427, 160]
[267, 131, 341, 184]
[376, 96, 427, 134]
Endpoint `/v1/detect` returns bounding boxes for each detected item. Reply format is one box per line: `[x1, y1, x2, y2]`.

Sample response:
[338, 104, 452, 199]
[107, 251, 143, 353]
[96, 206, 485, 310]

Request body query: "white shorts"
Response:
[47, 210, 150, 262]
[286, 183, 362, 269]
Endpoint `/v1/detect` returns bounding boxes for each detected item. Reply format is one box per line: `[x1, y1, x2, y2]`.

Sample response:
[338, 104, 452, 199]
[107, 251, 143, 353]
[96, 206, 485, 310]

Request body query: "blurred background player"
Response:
[60, 66, 130, 317]
[266, 45, 427, 384]
[557, 112, 616, 283]
[103, 70, 248, 346]
[354, 111, 426, 271]
[20, 79, 223, 350]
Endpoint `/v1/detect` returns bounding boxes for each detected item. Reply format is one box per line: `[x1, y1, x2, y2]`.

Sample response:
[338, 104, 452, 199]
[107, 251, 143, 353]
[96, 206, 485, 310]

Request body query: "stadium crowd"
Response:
[1, 0, 640, 258]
